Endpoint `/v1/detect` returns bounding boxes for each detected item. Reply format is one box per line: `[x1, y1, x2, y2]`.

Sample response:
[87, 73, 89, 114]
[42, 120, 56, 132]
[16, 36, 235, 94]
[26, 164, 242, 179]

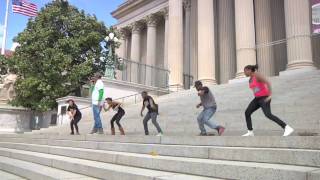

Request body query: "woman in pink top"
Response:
[242, 65, 294, 137]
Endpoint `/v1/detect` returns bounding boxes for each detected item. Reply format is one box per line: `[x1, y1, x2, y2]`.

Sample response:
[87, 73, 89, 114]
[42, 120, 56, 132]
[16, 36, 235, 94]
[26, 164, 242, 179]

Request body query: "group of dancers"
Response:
[66, 65, 295, 137]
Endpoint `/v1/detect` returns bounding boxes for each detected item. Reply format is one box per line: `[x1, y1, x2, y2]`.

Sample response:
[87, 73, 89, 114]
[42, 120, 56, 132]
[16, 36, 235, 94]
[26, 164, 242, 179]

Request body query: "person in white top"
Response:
[89, 73, 105, 134]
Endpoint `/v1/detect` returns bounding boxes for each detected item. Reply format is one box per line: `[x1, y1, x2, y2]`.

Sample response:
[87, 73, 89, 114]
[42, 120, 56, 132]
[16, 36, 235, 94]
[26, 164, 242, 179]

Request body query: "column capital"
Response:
[120, 27, 131, 38]
[130, 21, 144, 34]
[145, 13, 162, 27]
[160, 7, 169, 20]
[183, 0, 191, 11]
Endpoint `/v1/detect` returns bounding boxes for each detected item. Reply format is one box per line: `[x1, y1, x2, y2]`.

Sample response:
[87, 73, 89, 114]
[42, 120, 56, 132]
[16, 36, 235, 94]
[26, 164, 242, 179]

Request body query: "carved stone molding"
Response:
[130, 21, 145, 34]
[183, 0, 191, 11]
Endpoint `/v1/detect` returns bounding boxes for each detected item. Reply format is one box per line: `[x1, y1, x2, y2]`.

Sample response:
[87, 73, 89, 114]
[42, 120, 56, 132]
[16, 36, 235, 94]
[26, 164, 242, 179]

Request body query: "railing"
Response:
[114, 58, 170, 89]
[114, 87, 172, 105]
[183, 74, 194, 89]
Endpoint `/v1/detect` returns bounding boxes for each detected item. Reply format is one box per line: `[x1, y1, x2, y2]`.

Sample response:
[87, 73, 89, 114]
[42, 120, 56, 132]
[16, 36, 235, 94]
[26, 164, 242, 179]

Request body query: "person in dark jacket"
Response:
[67, 99, 82, 135]
[140, 91, 163, 136]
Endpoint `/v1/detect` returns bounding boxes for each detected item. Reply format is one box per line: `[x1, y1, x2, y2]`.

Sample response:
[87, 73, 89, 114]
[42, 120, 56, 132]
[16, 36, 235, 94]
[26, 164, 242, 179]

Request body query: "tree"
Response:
[9, 0, 107, 111]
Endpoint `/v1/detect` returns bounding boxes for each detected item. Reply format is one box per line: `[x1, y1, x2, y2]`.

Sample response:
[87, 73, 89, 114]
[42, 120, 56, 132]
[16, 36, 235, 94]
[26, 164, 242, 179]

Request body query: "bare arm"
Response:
[255, 73, 272, 95]
[114, 101, 122, 109]
[141, 105, 145, 117]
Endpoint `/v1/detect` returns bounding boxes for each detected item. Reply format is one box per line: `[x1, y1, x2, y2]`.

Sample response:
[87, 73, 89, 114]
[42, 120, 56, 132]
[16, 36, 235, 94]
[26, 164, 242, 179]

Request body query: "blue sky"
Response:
[0, 0, 125, 50]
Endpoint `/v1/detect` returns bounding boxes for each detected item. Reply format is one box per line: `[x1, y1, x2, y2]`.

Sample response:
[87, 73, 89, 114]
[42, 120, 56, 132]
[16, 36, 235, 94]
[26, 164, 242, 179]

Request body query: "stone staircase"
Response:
[0, 134, 318, 179]
[0, 70, 319, 179]
[32, 69, 320, 136]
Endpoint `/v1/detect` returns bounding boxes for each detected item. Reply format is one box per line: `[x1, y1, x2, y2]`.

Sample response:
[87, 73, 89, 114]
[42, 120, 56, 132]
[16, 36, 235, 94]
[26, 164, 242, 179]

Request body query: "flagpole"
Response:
[1, 0, 10, 55]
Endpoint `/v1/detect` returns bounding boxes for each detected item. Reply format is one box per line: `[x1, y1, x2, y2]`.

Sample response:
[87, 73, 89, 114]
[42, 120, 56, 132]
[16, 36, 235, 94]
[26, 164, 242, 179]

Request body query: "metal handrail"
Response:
[120, 58, 170, 72]
[77, 87, 171, 111]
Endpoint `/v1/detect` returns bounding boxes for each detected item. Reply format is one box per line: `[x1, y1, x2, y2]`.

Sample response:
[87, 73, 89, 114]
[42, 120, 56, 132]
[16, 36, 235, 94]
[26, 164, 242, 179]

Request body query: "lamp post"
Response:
[104, 32, 119, 79]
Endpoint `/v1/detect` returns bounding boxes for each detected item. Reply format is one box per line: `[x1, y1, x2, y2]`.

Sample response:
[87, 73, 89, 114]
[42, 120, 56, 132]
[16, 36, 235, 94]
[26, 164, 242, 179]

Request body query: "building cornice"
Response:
[112, 0, 153, 19]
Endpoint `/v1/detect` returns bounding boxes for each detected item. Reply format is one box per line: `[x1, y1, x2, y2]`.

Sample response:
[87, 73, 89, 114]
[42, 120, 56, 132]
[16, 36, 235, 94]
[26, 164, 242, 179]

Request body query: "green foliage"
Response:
[9, 0, 107, 111]
[0, 55, 9, 76]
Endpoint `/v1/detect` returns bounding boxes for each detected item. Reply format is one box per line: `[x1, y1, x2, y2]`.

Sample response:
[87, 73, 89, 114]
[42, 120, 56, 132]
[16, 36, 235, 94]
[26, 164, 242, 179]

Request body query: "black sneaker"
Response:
[70, 132, 74, 135]
[198, 133, 207, 136]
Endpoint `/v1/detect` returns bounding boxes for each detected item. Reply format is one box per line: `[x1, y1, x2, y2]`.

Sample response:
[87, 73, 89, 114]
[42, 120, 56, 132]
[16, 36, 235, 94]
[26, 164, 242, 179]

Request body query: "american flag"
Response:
[12, 0, 38, 17]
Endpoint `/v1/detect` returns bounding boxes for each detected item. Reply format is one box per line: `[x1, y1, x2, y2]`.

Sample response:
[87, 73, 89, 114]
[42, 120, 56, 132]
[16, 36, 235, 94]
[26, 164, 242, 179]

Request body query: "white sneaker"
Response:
[242, 131, 254, 136]
[156, 133, 163, 137]
[283, 125, 294, 136]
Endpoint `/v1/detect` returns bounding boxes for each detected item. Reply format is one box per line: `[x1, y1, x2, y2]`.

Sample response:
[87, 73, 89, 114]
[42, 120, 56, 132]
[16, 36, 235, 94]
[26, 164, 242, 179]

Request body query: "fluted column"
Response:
[255, 0, 275, 76]
[284, 0, 315, 70]
[197, 0, 216, 85]
[130, 22, 143, 83]
[234, 0, 256, 78]
[168, 0, 184, 90]
[164, 9, 169, 71]
[271, 0, 287, 74]
[218, 0, 236, 83]
[184, 0, 191, 88]
[146, 15, 158, 86]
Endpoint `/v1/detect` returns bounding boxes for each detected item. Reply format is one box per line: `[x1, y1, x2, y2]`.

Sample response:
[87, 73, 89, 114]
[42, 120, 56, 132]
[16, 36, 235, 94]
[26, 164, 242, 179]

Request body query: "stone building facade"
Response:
[112, 0, 320, 89]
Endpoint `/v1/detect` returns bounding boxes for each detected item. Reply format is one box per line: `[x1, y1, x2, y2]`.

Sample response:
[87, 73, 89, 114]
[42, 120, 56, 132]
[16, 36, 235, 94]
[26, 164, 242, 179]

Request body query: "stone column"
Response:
[163, 9, 170, 88]
[168, 0, 184, 90]
[255, 0, 275, 76]
[120, 28, 131, 59]
[234, 0, 256, 78]
[130, 22, 143, 83]
[284, 0, 315, 70]
[184, 0, 191, 88]
[163, 9, 169, 70]
[146, 15, 158, 86]
[218, 0, 236, 83]
[197, 0, 216, 85]
[190, 0, 198, 82]
[271, 0, 287, 74]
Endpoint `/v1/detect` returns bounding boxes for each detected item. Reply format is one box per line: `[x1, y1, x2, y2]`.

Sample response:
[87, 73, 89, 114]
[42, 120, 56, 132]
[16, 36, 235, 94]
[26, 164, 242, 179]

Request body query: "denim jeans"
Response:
[143, 112, 162, 135]
[92, 104, 103, 129]
[197, 107, 218, 134]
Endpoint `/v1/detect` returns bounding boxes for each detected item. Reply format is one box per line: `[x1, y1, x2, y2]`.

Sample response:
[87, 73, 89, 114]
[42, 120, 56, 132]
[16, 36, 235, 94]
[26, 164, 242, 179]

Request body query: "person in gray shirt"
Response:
[195, 81, 225, 136]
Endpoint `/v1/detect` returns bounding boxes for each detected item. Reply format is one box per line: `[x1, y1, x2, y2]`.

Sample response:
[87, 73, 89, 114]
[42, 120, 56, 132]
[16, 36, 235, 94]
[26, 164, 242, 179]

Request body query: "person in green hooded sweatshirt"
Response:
[89, 72, 105, 134]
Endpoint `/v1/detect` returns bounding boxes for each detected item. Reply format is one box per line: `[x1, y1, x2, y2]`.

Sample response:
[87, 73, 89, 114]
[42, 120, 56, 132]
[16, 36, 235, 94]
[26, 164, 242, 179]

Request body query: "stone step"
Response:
[0, 147, 221, 180]
[0, 140, 319, 168]
[0, 156, 98, 180]
[0, 134, 319, 150]
[0, 170, 26, 180]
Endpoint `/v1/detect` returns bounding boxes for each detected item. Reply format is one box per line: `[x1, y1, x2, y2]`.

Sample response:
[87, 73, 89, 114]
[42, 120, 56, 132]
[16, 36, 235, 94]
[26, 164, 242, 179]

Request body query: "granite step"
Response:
[0, 147, 221, 180]
[0, 135, 318, 149]
[0, 170, 26, 180]
[0, 156, 98, 180]
[0, 141, 319, 168]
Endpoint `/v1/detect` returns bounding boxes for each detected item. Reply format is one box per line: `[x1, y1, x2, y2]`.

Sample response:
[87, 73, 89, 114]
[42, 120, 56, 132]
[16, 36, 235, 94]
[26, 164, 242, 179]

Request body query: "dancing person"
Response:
[140, 91, 163, 136]
[67, 99, 82, 135]
[89, 72, 105, 134]
[242, 65, 294, 136]
[104, 98, 125, 135]
[194, 81, 225, 136]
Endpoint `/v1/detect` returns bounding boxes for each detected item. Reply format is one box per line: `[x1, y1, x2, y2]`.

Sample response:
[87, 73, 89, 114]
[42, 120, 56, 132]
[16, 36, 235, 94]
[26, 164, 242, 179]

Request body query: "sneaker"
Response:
[89, 128, 97, 134]
[70, 132, 74, 135]
[242, 131, 254, 136]
[156, 133, 163, 137]
[198, 133, 207, 136]
[283, 125, 294, 136]
[97, 128, 104, 134]
[218, 126, 225, 136]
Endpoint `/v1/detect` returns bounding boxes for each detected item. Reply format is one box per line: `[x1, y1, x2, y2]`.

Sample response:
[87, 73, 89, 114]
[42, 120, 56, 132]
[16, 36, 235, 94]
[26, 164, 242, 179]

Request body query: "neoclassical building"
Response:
[112, 0, 320, 89]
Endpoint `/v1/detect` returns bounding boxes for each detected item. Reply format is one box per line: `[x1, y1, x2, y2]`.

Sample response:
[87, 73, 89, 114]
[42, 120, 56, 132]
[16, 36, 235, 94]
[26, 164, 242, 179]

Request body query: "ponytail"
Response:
[244, 65, 258, 72]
